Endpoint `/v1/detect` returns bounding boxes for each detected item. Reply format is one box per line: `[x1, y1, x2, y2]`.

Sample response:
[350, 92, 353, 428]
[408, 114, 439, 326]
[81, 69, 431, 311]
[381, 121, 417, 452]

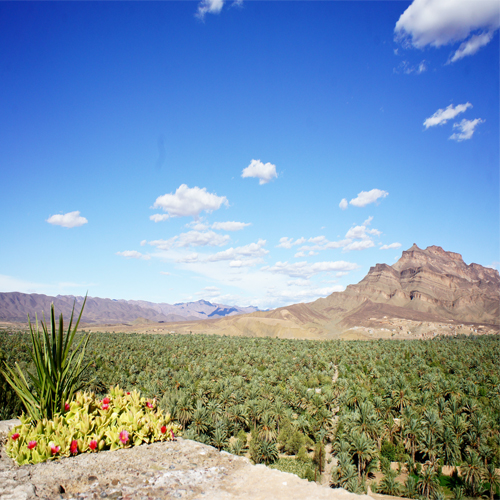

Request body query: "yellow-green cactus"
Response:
[5, 386, 181, 465]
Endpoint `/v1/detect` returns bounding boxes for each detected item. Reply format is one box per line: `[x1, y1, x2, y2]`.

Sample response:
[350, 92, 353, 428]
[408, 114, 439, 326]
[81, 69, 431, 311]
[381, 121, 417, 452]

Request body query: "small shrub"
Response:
[5, 386, 181, 465]
[380, 440, 396, 462]
[297, 445, 309, 462]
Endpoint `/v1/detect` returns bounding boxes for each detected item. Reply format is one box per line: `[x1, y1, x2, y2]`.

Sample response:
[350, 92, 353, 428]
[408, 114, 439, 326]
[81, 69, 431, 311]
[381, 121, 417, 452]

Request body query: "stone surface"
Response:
[0, 420, 21, 446]
[0, 436, 374, 500]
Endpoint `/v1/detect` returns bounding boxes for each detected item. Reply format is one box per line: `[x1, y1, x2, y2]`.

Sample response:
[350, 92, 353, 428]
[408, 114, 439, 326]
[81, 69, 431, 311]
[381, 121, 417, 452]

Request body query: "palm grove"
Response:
[1, 329, 499, 498]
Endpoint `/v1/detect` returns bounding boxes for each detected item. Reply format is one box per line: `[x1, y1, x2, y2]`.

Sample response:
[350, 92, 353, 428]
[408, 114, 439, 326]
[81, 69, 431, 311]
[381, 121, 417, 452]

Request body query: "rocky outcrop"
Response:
[0, 430, 374, 500]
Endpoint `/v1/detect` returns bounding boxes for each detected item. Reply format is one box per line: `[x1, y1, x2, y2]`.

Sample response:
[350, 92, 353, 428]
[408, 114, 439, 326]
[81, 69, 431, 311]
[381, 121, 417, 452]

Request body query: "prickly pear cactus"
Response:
[5, 386, 181, 465]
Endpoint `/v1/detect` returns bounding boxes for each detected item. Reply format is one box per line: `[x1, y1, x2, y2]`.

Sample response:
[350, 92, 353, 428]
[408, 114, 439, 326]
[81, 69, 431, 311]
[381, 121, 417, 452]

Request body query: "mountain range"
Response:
[0, 294, 258, 324]
[1, 244, 498, 339]
[156, 244, 500, 339]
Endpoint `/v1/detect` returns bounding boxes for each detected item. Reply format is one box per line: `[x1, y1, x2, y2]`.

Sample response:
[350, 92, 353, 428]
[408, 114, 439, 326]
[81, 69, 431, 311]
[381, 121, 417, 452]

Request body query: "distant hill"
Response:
[0, 293, 258, 324]
[160, 244, 500, 338]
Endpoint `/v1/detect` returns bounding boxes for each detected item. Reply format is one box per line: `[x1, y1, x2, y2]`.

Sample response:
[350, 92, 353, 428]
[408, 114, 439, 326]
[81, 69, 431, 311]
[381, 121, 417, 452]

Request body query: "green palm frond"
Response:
[0, 296, 90, 421]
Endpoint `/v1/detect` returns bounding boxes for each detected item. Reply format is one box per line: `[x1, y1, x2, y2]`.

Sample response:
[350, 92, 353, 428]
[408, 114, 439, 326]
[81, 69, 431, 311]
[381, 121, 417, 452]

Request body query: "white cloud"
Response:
[153, 184, 228, 219]
[229, 258, 263, 268]
[187, 221, 210, 231]
[448, 31, 495, 63]
[339, 198, 348, 210]
[207, 239, 268, 262]
[343, 240, 375, 251]
[160, 271, 171, 275]
[212, 221, 251, 231]
[308, 236, 327, 245]
[177, 230, 230, 248]
[380, 242, 402, 250]
[46, 211, 88, 228]
[150, 214, 170, 223]
[449, 118, 485, 141]
[395, 0, 499, 47]
[196, 0, 224, 20]
[149, 230, 230, 250]
[116, 250, 151, 260]
[277, 237, 293, 249]
[349, 189, 388, 207]
[395, 0, 499, 62]
[140, 240, 147, 246]
[424, 102, 472, 128]
[262, 260, 359, 279]
[176, 253, 199, 264]
[277, 237, 305, 249]
[241, 159, 278, 185]
[288, 218, 381, 255]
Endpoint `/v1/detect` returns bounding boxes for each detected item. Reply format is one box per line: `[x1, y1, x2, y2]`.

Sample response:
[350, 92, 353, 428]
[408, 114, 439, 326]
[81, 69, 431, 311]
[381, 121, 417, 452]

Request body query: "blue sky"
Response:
[1, 0, 498, 309]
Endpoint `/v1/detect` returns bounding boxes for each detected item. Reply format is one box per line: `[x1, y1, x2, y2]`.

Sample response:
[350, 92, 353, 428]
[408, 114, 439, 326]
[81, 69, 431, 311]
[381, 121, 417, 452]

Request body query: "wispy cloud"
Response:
[262, 260, 359, 279]
[152, 184, 228, 219]
[449, 118, 485, 141]
[116, 250, 151, 260]
[196, 0, 224, 20]
[196, 0, 242, 21]
[196, 286, 220, 298]
[424, 103, 472, 128]
[280, 218, 381, 255]
[380, 242, 402, 250]
[339, 198, 348, 210]
[47, 211, 88, 228]
[349, 189, 388, 207]
[150, 214, 170, 223]
[393, 60, 427, 75]
[241, 159, 278, 185]
[207, 239, 268, 263]
[277, 237, 306, 249]
[212, 221, 251, 231]
[448, 31, 496, 63]
[149, 230, 230, 250]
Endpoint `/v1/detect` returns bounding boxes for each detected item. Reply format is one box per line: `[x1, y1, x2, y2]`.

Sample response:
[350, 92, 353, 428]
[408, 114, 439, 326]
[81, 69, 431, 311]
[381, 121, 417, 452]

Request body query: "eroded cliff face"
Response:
[339, 244, 500, 324]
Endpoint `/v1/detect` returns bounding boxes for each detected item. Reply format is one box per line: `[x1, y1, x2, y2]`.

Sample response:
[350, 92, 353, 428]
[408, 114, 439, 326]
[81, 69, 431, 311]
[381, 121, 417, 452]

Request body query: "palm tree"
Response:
[404, 417, 421, 463]
[350, 431, 376, 480]
[212, 425, 228, 451]
[258, 412, 277, 442]
[176, 393, 194, 429]
[257, 439, 279, 465]
[403, 475, 418, 499]
[417, 463, 440, 500]
[391, 375, 413, 413]
[191, 401, 209, 436]
[379, 471, 402, 496]
[461, 448, 483, 497]
[418, 428, 442, 465]
[481, 463, 500, 500]
[441, 426, 461, 467]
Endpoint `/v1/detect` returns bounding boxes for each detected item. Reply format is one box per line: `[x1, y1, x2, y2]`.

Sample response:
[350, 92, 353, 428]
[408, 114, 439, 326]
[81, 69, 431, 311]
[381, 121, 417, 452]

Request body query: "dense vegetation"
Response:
[1, 332, 499, 498]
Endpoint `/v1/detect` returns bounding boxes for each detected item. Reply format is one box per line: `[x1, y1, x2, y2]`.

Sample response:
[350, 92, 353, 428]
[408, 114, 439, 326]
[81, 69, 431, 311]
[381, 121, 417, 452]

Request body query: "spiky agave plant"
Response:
[0, 296, 91, 421]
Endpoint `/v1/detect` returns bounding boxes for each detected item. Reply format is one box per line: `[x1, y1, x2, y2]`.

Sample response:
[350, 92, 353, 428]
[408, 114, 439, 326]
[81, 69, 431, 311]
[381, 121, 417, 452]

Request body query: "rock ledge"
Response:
[0, 431, 373, 500]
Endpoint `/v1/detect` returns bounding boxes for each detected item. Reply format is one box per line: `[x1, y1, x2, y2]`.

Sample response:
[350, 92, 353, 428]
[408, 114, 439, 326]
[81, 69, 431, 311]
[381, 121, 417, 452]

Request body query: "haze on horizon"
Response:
[0, 0, 498, 310]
